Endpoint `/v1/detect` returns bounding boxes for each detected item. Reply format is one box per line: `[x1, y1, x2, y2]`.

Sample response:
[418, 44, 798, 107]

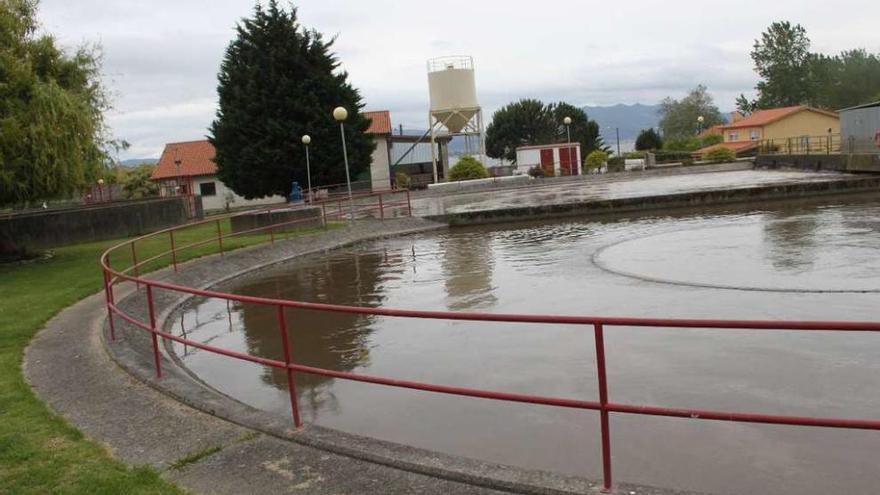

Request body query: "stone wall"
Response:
[0, 196, 202, 253]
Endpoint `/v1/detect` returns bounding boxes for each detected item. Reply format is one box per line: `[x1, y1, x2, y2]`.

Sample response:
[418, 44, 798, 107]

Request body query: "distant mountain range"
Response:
[120, 158, 158, 167]
[582, 103, 660, 141]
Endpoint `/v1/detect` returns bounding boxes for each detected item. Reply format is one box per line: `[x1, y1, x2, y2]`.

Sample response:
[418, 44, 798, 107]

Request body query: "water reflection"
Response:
[440, 232, 497, 310]
[232, 250, 397, 419]
[761, 209, 819, 273]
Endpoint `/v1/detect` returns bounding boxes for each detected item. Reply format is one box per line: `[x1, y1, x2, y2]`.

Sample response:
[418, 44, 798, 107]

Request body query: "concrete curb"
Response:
[430, 173, 880, 225]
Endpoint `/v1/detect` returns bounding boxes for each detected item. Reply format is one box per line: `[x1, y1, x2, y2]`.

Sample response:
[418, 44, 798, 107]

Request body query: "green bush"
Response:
[448, 156, 489, 181]
[584, 150, 608, 173]
[653, 150, 694, 163]
[394, 172, 412, 190]
[527, 165, 546, 178]
[703, 147, 736, 161]
[662, 134, 722, 152]
[622, 151, 646, 159]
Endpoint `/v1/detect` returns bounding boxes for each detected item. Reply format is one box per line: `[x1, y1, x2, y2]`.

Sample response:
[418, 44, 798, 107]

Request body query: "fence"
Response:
[758, 133, 843, 155]
[100, 191, 880, 493]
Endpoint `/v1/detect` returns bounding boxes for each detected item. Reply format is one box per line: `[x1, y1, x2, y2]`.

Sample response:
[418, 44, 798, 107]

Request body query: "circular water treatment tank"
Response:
[428, 56, 479, 133]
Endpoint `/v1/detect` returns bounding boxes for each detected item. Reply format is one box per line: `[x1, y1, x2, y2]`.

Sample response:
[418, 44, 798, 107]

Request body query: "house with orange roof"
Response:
[150, 140, 288, 212]
[696, 105, 839, 156]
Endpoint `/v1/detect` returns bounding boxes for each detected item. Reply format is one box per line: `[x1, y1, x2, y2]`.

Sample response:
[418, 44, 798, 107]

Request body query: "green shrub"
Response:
[584, 150, 608, 173]
[394, 172, 412, 190]
[702, 134, 723, 146]
[527, 165, 546, 178]
[623, 151, 646, 159]
[653, 150, 694, 163]
[703, 147, 736, 162]
[448, 156, 489, 181]
[662, 134, 722, 152]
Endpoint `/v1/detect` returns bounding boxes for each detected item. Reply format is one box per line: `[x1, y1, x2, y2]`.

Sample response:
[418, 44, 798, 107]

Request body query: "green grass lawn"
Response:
[0, 219, 336, 494]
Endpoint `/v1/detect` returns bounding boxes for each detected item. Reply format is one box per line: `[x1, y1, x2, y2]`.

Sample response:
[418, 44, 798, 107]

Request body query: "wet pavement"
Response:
[176, 196, 880, 495]
[409, 169, 859, 216]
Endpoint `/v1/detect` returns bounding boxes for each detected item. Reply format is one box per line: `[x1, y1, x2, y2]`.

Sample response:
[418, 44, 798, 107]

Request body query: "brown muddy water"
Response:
[174, 196, 880, 495]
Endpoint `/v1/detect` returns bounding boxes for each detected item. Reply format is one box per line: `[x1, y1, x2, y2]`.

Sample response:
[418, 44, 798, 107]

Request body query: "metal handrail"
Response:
[99, 190, 880, 493]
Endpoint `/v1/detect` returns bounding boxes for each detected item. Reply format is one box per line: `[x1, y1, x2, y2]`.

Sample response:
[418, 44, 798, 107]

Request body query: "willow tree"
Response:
[209, 1, 374, 199]
[0, 0, 109, 206]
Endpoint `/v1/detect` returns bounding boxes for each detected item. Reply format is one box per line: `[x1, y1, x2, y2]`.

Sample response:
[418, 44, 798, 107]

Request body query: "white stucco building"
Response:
[515, 143, 582, 177]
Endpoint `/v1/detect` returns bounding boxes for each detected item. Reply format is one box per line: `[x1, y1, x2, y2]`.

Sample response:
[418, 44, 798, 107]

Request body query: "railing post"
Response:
[321, 204, 327, 229]
[276, 305, 302, 429]
[130, 242, 140, 289]
[406, 189, 412, 217]
[169, 230, 178, 272]
[146, 285, 162, 379]
[378, 193, 385, 220]
[594, 323, 613, 492]
[215, 219, 224, 256]
[103, 265, 116, 341]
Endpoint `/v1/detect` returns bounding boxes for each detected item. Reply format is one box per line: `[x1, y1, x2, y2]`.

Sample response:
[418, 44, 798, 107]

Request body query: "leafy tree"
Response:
[118, 163, 159, 198]
[635, 128, 663, 150]
[548, 102, 609, 155]
[485, 99, 607, 163]
[658, 85, 724, 138]
[809, 49, 880, 109]
[747, 21, 813, 108]
[485, 99, 555, 162]
[0, 0, 111, 206]
[448, 155, 489, 181]
[735, 94, 756, 115]
[584, 150, 608, 173]
[744, 22, 880, 110]
[209, 1, 374, 199]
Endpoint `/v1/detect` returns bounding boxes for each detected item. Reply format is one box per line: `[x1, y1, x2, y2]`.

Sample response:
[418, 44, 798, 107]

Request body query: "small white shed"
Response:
[515, 143, 581, 177]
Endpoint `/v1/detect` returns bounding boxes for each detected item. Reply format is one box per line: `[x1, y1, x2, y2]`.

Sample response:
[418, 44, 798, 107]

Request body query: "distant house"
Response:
[839, 101, 880, 153]
[696, 105, 840, 156]
[151, 140, 286, 213]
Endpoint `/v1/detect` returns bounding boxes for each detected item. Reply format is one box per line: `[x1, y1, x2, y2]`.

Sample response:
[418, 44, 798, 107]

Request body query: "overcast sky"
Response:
[38, 0, 880, 159]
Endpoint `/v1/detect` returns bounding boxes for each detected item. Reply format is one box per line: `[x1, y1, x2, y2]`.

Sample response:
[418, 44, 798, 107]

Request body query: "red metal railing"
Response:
[100, 192, 880, 492]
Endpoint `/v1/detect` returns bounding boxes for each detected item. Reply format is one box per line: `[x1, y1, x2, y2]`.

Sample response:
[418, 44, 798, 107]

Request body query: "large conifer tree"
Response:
[209, 1, 373, 199]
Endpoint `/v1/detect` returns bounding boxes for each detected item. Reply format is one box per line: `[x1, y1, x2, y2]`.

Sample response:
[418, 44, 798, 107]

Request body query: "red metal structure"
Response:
[101, 190, 880, 493]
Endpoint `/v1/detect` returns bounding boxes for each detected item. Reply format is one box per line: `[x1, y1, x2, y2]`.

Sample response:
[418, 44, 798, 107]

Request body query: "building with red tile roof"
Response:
[696, 105, 839, 157]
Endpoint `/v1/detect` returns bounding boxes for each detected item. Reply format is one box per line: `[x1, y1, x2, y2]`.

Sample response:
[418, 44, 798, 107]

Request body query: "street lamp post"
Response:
[97, 178, 105, 202]
[563, 116, 573, 176]
[615, 127, 621, 163]
[333, 106, 355, 223]
[301, 135, 312, 203]
[697, 115, 705, 149]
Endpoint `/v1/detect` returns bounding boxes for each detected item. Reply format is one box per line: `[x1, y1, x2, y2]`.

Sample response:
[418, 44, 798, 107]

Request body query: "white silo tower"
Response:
[427, 56, 485, 183]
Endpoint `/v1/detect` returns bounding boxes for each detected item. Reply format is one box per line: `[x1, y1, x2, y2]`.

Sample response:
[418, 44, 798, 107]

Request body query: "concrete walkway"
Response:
[25, 290, 509, 494]
[24, 218, 707, 495]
